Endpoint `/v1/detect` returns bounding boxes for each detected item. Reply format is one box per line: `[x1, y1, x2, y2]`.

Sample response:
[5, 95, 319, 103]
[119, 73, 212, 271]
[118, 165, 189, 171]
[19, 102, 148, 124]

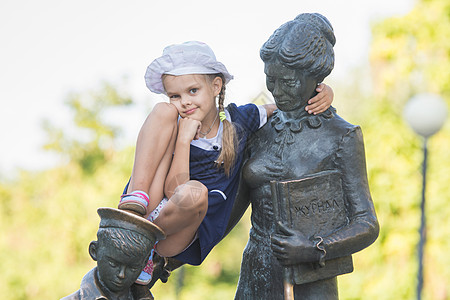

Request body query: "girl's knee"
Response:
[140, 102, 178, 136]
[172, 180, 208, 213]
[186, 180, 208, 206]
[151, 102, 179, 122]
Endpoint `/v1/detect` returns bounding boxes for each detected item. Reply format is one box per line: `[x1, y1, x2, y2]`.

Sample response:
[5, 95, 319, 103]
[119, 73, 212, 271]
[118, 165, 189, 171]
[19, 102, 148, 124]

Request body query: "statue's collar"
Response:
[78, 268, 108, 299]
[270, 107, 335, 133]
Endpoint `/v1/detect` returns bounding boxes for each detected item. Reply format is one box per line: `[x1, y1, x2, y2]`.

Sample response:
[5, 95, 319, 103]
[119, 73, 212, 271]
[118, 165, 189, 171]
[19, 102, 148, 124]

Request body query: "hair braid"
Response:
[211, 74, 237, 176]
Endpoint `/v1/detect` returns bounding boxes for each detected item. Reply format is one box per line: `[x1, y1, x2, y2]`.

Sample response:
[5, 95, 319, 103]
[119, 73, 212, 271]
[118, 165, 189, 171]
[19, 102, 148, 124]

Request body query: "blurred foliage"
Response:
[42, 82, 133, 174]
[1, 0, 449, 299]
[370, 0, 450, 109]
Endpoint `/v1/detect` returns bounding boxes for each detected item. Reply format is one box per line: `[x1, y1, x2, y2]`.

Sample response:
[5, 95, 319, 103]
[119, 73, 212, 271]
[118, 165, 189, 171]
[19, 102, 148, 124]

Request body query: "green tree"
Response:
[344, 0, 450, 299]
[0, 82, 137, 299]
[42, 82, 133, 174]
[370, 0, 450, 108]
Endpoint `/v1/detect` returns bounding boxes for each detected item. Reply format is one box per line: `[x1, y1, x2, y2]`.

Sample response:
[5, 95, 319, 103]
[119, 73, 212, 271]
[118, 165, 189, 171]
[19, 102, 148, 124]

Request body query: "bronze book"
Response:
[271, 170, 353, 285]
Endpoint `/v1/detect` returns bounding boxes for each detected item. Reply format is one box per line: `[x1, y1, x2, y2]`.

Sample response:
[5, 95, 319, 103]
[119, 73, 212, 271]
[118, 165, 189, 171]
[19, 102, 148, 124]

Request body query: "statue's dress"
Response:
[235, 108, 378, 300]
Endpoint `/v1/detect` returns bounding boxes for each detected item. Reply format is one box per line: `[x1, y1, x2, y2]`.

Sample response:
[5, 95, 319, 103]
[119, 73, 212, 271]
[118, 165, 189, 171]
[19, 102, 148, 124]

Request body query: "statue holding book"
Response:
[232, 13, 379, 299]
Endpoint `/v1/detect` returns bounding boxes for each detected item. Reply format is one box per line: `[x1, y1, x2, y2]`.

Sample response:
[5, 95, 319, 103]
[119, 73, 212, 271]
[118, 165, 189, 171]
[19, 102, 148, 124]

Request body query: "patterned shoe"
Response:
[135, 246, 156, 285]
[118, 190, 149, 216]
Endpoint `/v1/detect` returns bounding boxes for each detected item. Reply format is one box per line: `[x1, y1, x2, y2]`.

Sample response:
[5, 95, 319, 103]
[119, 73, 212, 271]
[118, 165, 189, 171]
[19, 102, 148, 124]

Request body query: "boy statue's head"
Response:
[89, 208, 165, 295]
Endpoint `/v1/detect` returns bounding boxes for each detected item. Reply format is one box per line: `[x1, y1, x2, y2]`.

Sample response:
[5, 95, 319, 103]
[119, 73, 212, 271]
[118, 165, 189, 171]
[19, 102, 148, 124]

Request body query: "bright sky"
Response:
[0, 0, 414, 175]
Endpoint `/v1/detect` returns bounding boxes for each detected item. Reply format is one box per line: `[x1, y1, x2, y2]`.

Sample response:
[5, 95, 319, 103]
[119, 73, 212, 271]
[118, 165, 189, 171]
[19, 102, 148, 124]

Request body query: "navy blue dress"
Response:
[174, 103, 265, 265]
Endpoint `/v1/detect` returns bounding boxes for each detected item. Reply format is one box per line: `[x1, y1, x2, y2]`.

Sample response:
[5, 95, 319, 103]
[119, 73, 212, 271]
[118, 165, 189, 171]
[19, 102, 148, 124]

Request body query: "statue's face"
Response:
[95, 239, 147, 293]
[264, 61, 317, 112]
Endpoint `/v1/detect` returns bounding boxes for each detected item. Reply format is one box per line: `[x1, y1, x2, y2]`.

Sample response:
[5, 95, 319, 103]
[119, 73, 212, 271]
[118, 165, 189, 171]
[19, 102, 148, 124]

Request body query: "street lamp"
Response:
[403, 93, 447, 300]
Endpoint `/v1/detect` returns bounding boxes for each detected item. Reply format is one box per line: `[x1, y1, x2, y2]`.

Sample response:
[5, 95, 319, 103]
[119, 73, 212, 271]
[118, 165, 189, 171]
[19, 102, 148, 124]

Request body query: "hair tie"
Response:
[219, 111, 226, 122]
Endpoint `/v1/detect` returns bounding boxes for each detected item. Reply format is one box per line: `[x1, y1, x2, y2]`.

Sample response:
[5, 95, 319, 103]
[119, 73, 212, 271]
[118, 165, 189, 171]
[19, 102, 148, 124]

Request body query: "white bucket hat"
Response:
[145, 41, 234, 94]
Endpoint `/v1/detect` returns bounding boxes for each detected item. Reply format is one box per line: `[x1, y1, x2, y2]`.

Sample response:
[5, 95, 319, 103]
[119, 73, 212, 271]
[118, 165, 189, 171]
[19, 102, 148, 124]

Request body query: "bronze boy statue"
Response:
[62, 208, 165, 300]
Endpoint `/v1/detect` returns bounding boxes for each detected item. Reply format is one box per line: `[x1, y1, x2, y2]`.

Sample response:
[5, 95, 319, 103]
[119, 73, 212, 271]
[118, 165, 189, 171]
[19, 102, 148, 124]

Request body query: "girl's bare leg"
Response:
[154, 180, 208, 257]
[125, 103, 208, 257]
[126, 102, 179, 213]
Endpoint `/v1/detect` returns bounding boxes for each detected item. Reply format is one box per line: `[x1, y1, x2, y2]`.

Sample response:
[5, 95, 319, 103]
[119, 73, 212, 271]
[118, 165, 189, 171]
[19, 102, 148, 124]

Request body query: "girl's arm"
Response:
[164, 117, 201, 198]
[263, 83, 334, 118]
[263, 103, 278, 117]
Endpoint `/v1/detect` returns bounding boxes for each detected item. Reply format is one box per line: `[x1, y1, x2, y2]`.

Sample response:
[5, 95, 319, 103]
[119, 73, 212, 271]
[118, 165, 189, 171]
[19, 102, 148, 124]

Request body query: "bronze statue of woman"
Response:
[232, 13, 379, 299]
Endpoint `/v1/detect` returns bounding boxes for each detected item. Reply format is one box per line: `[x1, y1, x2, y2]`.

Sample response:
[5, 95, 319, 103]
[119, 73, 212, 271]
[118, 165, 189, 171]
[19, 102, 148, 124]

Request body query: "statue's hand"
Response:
[271, 221, 318, 266]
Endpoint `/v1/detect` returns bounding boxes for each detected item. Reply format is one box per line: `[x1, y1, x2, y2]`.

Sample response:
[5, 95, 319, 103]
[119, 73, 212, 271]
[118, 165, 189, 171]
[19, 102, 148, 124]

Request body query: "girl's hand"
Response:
[305, 83, 334, 115]
[271, 221, 318, 266]
[177, 117, 201, 143]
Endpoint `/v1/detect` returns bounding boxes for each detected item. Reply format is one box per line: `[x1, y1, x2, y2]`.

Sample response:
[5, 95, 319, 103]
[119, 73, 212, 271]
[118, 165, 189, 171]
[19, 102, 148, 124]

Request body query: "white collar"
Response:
[190, 109, 231, 151]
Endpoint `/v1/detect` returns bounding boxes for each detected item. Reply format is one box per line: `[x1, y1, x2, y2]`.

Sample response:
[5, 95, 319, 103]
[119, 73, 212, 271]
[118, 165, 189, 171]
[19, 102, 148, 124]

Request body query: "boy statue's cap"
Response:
[97, 207, 165, 242]
[145, 41, 234, 94]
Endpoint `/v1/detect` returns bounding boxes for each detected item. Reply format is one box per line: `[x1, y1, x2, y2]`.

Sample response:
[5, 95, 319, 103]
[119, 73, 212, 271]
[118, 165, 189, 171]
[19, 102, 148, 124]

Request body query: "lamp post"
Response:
[403, 93, 447, 300]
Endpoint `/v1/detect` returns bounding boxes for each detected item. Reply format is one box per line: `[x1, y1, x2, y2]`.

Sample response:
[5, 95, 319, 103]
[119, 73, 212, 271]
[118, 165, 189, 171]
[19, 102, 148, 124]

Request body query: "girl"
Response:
[118, 41, 334, 284]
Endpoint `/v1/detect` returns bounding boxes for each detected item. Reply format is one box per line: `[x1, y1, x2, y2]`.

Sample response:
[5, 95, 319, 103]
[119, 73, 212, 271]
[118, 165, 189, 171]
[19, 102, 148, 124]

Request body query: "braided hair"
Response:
[208, 73, 237, 176]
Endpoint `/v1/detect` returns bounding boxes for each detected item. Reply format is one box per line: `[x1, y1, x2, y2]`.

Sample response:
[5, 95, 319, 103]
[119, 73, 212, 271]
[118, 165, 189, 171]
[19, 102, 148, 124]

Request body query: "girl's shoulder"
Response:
[226, 103, 266, 132]
[226, 103, 260, 119]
